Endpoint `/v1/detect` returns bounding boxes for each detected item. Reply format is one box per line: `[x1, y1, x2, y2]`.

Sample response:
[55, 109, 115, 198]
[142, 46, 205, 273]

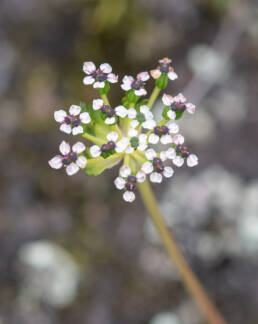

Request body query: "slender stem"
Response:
[82, 132, 105, 145]
[148, 86, 161, 109]
[100, 93, 110, 106]
[132, 151, 146, 164]
[138, 180, 227, 324]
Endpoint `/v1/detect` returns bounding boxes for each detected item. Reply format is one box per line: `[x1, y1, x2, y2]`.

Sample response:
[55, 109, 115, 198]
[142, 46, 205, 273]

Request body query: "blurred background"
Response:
[0, 0, 258, 323]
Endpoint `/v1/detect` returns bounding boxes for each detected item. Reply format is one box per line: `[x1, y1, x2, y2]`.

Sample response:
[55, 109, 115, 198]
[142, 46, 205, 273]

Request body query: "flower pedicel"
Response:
[49, 59, 198, 202]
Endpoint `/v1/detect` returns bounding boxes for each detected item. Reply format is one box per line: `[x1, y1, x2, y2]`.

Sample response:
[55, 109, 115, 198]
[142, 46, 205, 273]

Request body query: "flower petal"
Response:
[127, 108, 137, 119]
[128, 128, 138, 137]
[137, 71, 149, 81]
[142, 161, 153, 174]
[105, 117, 116, 125]
[160, 151, 167, 161]
[131, 120, 139, 128]
[121, 83, 132, 91]
[60, 123, 72, 134]
[148, 133, 159, 144]
[76, 155, 87, 168]
[135, 88, 147, 96]
[72, 126, 84, 135]
[145, 148, 157, 160]
[160, 134, 172, 144]
[167, 110, 176, 120]
[150, 172, 162, 183]
[173, 134, 184, 145]
[123, 191, 135, 203]
[59, 141, 70, 155]
[186, 103, 196, 114]
[80, 112, 91, 124]
[69, 105, 81, 116]
[54, 109, 66, 122]
[83, 76, 95, 85]
[136, 170, 146, 183]
[114, 177, 126, 190]
[168, 71, 178, 80]
[168, 122, 179, 134]
[116, 138, 129, 153]
[120, 165, 131, 178]
[93, 81, 105, 88]
[122, 75, 134, 84]
[48, 155, 63, 169]
[90, 145, 101, 157]
[106, 131, 118, 142]
[173, 156, 184, 167]
[174, 93, 186, 103]
[142, 119, 156, 130]
[187, 154, 198, 167]
[66, 163, 80, 176]
[100, 63, 112, 73]
[72, 142, 86, 154]
[150, 69, 161, 79]
[93, 99, 103, 110]
[163, 166, 174, 178]
[166, 148, 176, 160]
[83, 61, 96, 74]
[107, 73, 118, 83]
[162, 94, 173, 106]
[125, 146, 134, 154]
[139, 133, 147, 144]
[140, 105, 149, 114]
[115, 105, 127, 118]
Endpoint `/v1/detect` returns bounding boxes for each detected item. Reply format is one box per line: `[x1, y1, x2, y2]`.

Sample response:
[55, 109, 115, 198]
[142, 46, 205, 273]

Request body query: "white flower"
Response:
[162, 93, 196, 120]
[141, 148, 174, 183]
[114, 106, 137, 119]
[83, 62, 118, 88]
[92, 99, 117, 124]
[148, 122, 179, 145]
[48, 141, 87, 176]
[114, 166, 146, 202]
[54, 105, 91, 135]
[90, 132, 127, 157]
[150, 57, 178, 81]
[166, 141, 198, 168]
[121, 72, 150, 96]
[124, 129, 148, 154]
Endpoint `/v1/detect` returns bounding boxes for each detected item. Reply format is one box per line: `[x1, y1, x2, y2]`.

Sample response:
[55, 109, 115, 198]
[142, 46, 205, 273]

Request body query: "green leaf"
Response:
[155, 73, 168, 90]
[85, 154, 123, 176]
[175, 110, 184, 120]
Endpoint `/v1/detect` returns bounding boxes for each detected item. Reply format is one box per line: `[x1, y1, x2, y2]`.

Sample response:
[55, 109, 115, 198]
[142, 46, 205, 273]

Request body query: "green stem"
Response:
[148, 86, 161, 109]
[132, 151, 146, 164]
[100, 93, 110, 106]
[138, 180, 228, 324]
[82, 132, 105, 145]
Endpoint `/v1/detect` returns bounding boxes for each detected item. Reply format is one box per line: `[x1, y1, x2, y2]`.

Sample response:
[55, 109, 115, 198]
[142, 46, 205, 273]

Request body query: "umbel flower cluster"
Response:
[49, 58, 198, 202]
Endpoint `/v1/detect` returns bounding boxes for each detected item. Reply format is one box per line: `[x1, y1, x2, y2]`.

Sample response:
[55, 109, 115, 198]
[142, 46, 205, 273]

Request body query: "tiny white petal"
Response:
[66, 163, 80, 176]
[137, 71, 149, 81]
[186, 103, 196, 114]
[123, 191, 135, 203]
[105, 117, 116, 124]
[48, 155, 63, 169]
[168, 122, 179, 134]
[114, 177, 126, 190]
[140, 105, 149, 114]
[121, 83, 132, 91]
[174, 93, 186, 103]
[173, 134, 184, 145]
[122, 75, 134, 84]
[125, 146, 134, 154]
[166, 148, 176, 159]
[131, 120, 139, 128]
[100, 63, 112, 73]
[60, 123, 72, 134]
[162, 94, 173, 106]
[150, 172, 162, 183]
[163, 166, 174, 178]
[142, 161, 153, 174]
[83, 76, 95, 85]
[59, 141, 70, 155]
[54, 109, 66, 122]
[143, 119, 156, 130]
[107, 131, 118, 142]
[173, 156, 184, 167]
[148, 133, 159, 144]
[135, 88, 147, 96]
[90, 145, 101, 157]
[80, 112, 91, 124]
[72, 126, 84, 135]
[107, 73, 118, 83]
[120, 165, 131, 178]
[138, 144, 147, 151]
[114, 105, 127, 118]
[93, 99, 103, 110]
[136, 170, 146, 183]
[187, 154, 198, 167]
[168, 71, 178, 80]
[116, 138, 129, 153]
[144, 110, 154, 120]
[76, 155, 87, 168]
[150, 69, 161, 79]
[160, 134, 172, 144]
[160, 151, 167, 161]
[69, 105, 81, 116]
[139, 133, 147, 143]
[93, 81, 105, 88]
[127, 108, 137, 119]
[167, 110, 176, 120]
[145, 148, 157, 160]
[83, 61, 96, 74]
[128, 128, 138, 137]
[72, 142, 85, 154]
